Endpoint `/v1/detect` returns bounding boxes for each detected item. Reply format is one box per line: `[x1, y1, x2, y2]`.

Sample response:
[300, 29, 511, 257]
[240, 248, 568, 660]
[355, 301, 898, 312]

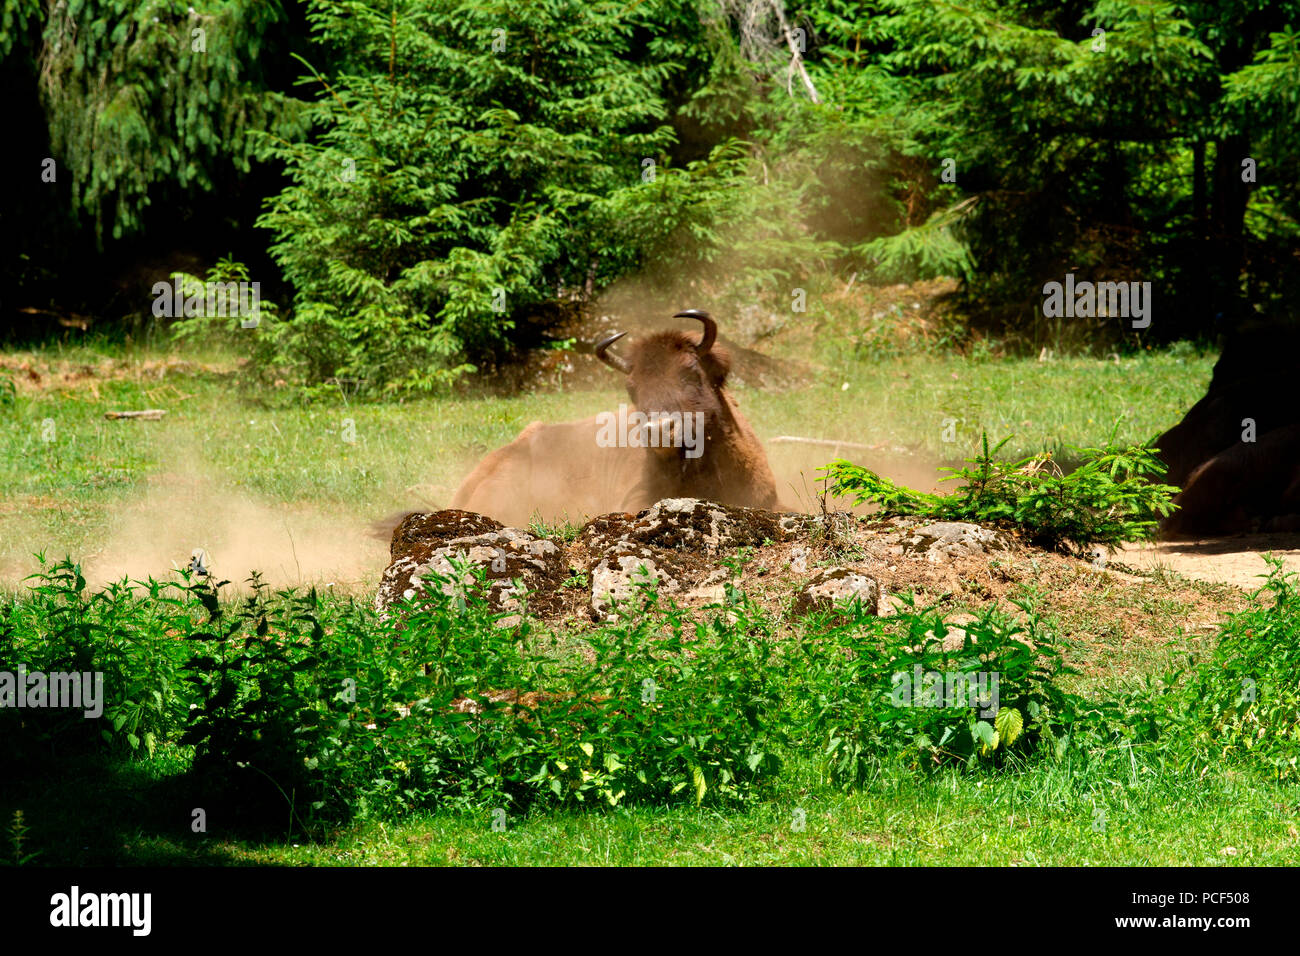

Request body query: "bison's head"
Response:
[595, 310, 733, 459]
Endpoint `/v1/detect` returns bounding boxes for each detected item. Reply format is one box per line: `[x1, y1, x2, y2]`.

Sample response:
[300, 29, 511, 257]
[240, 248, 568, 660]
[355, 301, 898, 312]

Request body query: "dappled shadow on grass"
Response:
[0, 751, 302, 866]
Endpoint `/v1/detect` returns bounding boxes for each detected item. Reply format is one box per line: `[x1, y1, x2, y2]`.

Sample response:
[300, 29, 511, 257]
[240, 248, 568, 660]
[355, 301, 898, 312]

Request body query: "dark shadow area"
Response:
[1149, 532, 1300, 557]
[0, 752, 310, 866]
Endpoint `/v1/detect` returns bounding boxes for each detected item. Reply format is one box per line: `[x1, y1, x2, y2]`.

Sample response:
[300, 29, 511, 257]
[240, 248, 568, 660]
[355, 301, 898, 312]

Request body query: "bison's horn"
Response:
[674, 309, 717, 355]
[595, 331, 631, 373]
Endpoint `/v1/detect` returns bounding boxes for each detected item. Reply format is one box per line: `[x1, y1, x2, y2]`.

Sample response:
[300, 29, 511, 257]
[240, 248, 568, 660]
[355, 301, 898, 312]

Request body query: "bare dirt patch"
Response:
[0, 354, 242, 397]
[1121, 533, 1300, 591]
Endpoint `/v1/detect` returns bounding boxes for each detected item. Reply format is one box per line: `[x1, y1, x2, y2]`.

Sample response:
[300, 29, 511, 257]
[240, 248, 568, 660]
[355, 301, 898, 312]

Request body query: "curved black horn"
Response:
[594, 331, 631, 373]
[674, 309, 716, 355]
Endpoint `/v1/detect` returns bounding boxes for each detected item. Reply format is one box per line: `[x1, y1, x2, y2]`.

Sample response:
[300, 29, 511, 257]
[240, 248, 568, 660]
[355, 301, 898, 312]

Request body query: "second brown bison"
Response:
[450, 310, 781, 526]
[1156, 324, 1300, 536]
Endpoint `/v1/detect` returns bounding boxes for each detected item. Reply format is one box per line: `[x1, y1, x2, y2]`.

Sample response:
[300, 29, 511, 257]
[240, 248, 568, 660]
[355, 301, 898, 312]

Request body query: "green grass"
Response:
[7, 748, 1296, 866]
[276, 764, 1297, 866]
[752, 350, 1212, 464]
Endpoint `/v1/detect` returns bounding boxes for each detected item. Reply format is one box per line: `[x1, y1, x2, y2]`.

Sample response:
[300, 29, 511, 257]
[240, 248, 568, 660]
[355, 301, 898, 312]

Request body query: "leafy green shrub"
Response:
[254, 0, 746, 391]
[27, 0, 301, 244]
[37, 544, 1300, 838]
[789, 594, 1088, 787]
[328, 567, 781, 815]
[174, 560, 784, 828]
[0, 558, 193, 765]
[519, 583, 784, 809]
[1, 554, 786, 830]
[167, 255, 280, 358]
[1129, 557, 1300, 782]
[3, 810, 39, 867]
[825, 432, 1179, 553]
[178, 574, 355, 830]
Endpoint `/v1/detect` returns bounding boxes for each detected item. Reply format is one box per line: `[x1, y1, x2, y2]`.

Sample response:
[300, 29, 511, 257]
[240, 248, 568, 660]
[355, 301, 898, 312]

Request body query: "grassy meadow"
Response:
[19, 745, 1299, 866]
[0, 326, 1215, 591]
[8, 0, 1300, 876]
[9, 322, 1296, 869]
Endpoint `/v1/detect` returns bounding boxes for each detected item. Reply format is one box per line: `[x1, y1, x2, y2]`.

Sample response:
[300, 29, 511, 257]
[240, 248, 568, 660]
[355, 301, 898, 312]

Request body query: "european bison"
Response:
[1161, 423, 1300, 537]
[450, 310, 781, 526]
[1156, 323, 1300, 536]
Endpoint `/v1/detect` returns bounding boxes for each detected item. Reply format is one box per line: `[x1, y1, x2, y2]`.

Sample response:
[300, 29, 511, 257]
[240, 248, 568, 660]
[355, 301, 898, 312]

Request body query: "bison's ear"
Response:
[701, 345, 731, 386]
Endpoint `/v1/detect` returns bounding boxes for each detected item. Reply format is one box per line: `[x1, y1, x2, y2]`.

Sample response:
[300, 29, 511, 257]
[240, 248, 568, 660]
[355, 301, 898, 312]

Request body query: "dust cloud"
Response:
[71, 444, 390, 594]
[767, 440, 950, 515]
[84, 487, 388, 594]
[2, 413, 943, 598]
[438, 429, 947, 529]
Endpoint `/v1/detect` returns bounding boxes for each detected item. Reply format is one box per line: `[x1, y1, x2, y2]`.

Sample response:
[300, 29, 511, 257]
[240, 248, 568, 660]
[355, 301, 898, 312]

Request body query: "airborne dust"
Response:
[1, 252, 955, 595]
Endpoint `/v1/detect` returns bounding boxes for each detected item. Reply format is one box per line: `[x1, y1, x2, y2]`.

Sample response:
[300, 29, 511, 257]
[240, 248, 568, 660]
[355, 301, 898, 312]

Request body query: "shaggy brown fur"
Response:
[450, 316, 780, 526]
[1156, 324, 1300, 536]
[1162, 423, 1300, 537]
